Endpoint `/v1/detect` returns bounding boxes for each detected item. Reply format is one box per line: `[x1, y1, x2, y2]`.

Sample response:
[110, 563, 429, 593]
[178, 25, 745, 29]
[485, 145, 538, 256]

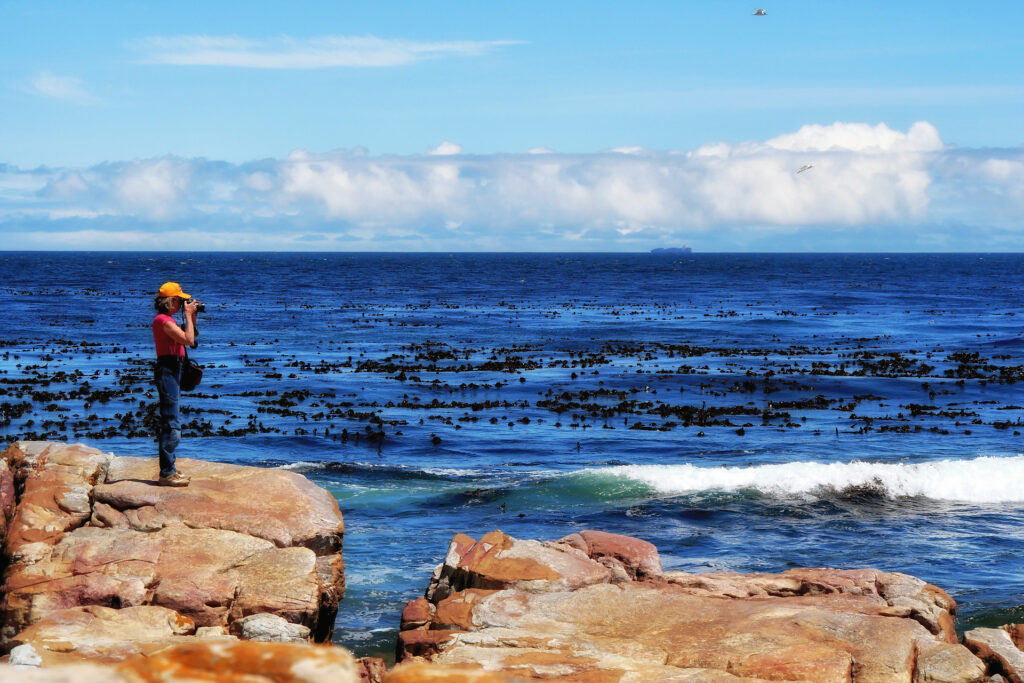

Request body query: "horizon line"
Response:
[1, 249, 1021, 256]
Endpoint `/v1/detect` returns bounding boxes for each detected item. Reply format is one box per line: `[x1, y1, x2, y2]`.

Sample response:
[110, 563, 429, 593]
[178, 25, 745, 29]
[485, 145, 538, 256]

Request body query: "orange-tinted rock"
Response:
[96, 456, 344, 553]
[400, 597, 433, 630]
[396, 628, 460, 660]
[426, 529, 611, 603]
[358, 656, 387, 683]
[0, 661, 133, 682]
[0, 640, 365, 682]
[10, 605, 198, 664]
[115, 640, 361, 682]
[1, 441, 345, 653]
[575, 529, 662, 579]
[0, 458, 15, 542]
[917, 639, 989, 683]
[2, 442, 109, 553]
[403, 530, 985, 683]
[384, 660, 521, 682]
[434, 589, 497, 631]
[1004, 623, 1024, 650]
[664, 566, 961, 643]
[964, 628, 1024, 683]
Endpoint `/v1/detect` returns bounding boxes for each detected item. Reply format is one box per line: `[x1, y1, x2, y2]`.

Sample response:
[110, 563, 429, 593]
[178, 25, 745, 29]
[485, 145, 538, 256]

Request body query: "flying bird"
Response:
[753, 8, 767, 15]
[796, 164, 814, 174]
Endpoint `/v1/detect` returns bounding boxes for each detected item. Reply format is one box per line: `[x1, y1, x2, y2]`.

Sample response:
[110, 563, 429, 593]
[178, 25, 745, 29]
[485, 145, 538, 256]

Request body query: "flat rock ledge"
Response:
[0, 440, 346, 665]
[395, 528, 1014, 683]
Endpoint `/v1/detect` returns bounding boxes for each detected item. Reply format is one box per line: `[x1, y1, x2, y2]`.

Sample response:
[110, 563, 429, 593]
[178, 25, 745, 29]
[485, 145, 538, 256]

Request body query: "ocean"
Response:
[1, 252, 1023, 659]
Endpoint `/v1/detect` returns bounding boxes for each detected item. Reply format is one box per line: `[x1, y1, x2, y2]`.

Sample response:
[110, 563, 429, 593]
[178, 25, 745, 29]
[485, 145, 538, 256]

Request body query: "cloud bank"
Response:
[2, 121, 1023, 251]
[132, 34, 521, 68]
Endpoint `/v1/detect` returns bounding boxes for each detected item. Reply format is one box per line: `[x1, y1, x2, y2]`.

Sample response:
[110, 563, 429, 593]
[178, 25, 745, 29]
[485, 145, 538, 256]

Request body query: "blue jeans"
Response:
[155, 359, 182, 477]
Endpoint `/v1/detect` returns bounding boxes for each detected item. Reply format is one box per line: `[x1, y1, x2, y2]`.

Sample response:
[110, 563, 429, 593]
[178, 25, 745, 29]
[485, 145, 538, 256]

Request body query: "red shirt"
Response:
[153, 313, 185, 357]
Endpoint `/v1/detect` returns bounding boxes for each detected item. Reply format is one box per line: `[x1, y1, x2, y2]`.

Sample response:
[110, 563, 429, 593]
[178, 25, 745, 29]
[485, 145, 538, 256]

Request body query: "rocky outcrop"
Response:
[964, 625, 1024, 683]
[0, 441, 345, 662]
[8, 605, 202, 664]
[399, 529, 987, 683]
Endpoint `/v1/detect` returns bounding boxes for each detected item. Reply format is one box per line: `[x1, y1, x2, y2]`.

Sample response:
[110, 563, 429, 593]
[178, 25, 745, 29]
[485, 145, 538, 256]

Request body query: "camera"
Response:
[192, 300, 206, 313]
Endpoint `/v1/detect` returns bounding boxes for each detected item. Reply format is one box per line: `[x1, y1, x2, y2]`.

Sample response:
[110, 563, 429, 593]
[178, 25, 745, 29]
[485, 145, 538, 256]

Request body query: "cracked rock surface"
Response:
[0, 441, 345, 662]
[399, 529, 988, 683]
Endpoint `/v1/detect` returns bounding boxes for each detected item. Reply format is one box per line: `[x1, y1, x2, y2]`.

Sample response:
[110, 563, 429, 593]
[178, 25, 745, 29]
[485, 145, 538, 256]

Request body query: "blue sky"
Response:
[2, 0, 1023, 251]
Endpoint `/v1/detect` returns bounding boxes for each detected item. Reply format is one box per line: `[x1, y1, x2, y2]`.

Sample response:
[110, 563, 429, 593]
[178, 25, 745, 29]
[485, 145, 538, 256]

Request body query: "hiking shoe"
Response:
[157, 472, 190, 487]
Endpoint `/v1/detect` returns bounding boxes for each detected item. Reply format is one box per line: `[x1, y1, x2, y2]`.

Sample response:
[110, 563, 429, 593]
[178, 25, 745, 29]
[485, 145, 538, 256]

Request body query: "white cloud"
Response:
[766, 121, 943, 153]
[244, 172, 275, 192]
[111, 158, 192, 219]
[608, 146, 648, 155]
[428, 141, 462, 156]
[29, 72, 99, 105]
[4, 121, 1024, 250]
[133, 34, 521, 69]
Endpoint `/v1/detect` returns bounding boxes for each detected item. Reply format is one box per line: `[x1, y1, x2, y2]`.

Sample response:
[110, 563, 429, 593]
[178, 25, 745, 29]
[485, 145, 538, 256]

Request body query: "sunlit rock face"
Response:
[398, 528, 987, 683]
[0, 441, 345, 662]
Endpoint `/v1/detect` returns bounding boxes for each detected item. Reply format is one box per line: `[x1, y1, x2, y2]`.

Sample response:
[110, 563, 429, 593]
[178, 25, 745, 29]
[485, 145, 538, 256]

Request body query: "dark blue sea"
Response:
[2, 252, 1023, 659]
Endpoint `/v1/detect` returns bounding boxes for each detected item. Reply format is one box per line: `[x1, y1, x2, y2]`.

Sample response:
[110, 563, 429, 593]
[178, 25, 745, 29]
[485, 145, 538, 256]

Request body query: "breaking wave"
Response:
[588, 455, 1024, 503]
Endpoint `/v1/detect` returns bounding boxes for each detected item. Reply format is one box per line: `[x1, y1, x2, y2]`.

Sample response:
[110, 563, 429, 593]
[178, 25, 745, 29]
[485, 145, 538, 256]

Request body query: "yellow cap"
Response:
[157, 282, 191, 299]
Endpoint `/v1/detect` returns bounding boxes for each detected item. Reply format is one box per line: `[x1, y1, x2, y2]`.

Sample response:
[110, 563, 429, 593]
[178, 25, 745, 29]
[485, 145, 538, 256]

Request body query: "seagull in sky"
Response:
[796, 164, 814, 174]
[753, 8, 767, 15]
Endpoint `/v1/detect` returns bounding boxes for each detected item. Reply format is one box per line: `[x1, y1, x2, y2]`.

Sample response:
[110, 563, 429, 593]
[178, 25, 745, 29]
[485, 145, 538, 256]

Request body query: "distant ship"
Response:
[650, 246, 692, 254]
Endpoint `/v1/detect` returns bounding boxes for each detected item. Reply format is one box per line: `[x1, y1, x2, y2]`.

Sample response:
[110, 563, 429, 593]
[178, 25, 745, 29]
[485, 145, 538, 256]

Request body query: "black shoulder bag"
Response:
[180, 347, 203, 392]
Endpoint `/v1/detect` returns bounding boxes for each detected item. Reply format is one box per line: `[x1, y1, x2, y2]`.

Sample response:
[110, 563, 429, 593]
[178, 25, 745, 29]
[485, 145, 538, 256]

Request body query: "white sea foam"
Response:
[593, 455, 1024, 503]
[275, 460, 478, 478]
[276, 461, 320, 470]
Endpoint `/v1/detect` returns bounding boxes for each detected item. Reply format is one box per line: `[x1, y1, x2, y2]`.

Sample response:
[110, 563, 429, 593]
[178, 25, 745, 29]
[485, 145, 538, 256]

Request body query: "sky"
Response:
[2, 0, 1023, 252]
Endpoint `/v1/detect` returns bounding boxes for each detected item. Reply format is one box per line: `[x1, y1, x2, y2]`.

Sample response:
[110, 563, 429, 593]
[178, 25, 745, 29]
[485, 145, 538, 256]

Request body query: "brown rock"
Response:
[400, 597, 434, 630]
[384, 660, 523, 682]
[0, 458, 15, 542]
[115, 640, 362, 682]
[404, 530, 985, 683]
[1, 441, 345, 653]
[434, 589, 498, 631]
[97, 455, 344, 552]
[574, 529, 662, 579]
[917, 640, 989, 683]
[397, 628, 461, 660]
[10, 605, 199, 664]
[2, 522, 325, 636]
[664, 566, 960, 642]
[0, 640, 364, 682]
[425, 529, 611, 603]
[88, 502, 128, 530]
[964, 628, 1024, 683]
[2, 442, 109, 553]
[359, 656, 387, 683]
[0, 662, 135, 682]
[1005, 624, 1024, 651]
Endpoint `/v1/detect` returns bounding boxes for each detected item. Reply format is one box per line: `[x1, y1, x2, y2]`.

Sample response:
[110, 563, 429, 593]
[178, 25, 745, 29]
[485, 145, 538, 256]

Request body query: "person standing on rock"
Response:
[152, 281, 198, 487]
